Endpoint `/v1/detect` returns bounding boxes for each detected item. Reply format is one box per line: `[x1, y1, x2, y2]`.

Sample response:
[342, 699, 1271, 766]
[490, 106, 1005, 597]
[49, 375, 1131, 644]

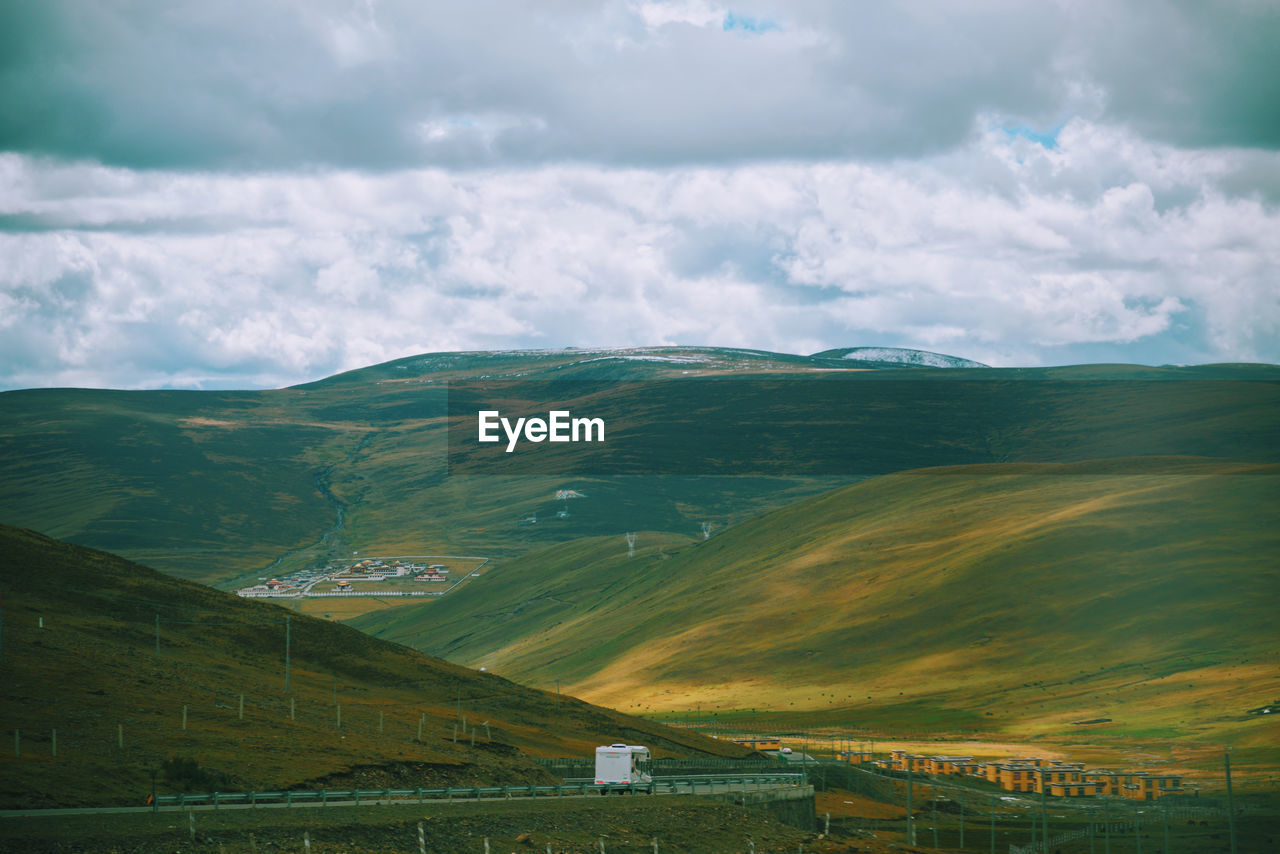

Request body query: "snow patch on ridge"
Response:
[828, 347, 989, 368]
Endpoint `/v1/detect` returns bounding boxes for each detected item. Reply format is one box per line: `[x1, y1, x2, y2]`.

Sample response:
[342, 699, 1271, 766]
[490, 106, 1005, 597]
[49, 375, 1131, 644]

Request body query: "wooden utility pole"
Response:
[284, 616, 291, 693]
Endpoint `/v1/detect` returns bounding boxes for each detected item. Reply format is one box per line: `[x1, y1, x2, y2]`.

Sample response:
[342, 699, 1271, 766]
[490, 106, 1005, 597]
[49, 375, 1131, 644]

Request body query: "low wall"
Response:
[710, 784, 816, 831]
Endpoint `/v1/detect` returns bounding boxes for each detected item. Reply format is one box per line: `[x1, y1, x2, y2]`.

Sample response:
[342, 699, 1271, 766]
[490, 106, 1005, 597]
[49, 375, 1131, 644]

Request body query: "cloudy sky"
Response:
[2, 0, 1278, 389]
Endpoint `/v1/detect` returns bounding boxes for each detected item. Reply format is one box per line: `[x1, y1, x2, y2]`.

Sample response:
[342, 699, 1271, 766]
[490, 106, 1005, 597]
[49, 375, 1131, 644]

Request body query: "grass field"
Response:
[3, 783, 1275, 853]
[293, 595, 439, 621]
[0, 797, 838, 854]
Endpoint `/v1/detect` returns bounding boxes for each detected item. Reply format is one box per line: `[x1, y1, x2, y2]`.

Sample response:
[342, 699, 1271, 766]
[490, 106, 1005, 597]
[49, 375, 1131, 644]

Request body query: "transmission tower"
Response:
[625, 532, 637, 557]
[700, 522, 713, 540]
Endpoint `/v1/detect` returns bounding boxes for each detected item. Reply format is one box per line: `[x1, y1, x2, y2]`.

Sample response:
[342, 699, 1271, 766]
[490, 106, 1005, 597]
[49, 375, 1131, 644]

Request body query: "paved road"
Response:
[0, 778, 797, 818]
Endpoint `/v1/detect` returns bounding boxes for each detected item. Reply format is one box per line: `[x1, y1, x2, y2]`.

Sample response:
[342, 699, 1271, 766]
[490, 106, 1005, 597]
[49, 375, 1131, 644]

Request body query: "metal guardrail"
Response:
[154, 773, 806, 808]
[534, 758, 782, 769]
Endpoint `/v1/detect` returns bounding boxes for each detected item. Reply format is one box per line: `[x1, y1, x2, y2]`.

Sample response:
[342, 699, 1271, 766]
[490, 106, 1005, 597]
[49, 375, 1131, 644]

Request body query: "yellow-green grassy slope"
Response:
[0, 526, 745, 808]
[353, 462, 1280, 775]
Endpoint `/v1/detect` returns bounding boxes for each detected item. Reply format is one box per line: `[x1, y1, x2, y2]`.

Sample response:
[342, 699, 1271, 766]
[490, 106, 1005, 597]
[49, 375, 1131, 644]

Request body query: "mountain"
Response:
[1, 346, 1276, 786]
[350, 460, 1280, 775]
[811, 346, 990, 368]
[0, 347, 860, 588]
[0, 525, 744, 808]
[1, 346, 1273, 591]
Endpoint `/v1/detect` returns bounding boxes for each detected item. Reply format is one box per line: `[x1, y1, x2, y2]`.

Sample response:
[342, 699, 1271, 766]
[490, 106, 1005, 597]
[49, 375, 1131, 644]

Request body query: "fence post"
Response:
[189, 810, 195, 841]
[1225, 749, 1238, 854]
[906, 766, 915, 845]
[51, 728, 56, 757]
[932, 786, 939, 849]
[239, 694, 244, 720]
[304, 830, 311, 852]
[1039, 770, 1049, 853]
[117, 724, 123, 749]
[182, 705, 188, 731]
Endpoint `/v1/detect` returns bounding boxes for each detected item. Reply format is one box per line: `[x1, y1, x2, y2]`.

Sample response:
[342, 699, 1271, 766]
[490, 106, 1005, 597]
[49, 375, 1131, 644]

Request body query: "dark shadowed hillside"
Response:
[0, 525, 744, 808]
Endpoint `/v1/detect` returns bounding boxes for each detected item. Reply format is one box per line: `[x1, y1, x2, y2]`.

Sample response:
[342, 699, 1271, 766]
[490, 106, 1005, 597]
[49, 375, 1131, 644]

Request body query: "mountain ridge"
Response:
[810, 346, 990, 368]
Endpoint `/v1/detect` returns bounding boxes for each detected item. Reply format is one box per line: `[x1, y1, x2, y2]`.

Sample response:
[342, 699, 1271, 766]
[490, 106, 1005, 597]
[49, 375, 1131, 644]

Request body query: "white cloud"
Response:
[633, 0, 724, 30]
[0, 116, 1277, 389]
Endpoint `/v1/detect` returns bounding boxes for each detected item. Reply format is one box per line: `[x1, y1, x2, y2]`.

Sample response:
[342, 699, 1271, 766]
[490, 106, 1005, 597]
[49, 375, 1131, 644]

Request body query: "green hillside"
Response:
[0, 525, 744, 808]
[352, 461, 1280, 776]
[0, 347, 865, 587]
[1, 348, 1274, 589]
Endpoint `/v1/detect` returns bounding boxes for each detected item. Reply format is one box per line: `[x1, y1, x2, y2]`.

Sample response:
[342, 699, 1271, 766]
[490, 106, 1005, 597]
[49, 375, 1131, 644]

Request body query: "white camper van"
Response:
[594, 744, 652, 792]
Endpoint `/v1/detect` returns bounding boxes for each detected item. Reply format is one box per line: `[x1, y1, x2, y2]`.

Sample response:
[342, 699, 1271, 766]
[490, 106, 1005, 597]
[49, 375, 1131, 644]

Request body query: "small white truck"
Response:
[594, 743, 652, 792]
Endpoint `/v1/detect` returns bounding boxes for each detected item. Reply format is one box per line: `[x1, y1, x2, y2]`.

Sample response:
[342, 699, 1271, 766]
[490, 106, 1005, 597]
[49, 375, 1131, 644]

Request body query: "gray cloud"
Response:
[3, 1, 1278, 389]
[3, 1, 1277, 171]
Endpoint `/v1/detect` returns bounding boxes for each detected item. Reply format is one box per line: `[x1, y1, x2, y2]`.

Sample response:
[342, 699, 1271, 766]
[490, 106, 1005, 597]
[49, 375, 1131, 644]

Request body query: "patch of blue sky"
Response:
[1000, 124, 1062, 149]
[723, 11, 779, 34]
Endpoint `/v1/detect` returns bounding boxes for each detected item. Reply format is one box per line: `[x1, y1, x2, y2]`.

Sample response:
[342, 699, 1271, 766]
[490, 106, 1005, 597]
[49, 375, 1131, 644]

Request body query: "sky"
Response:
[2, 0, 1278, 390]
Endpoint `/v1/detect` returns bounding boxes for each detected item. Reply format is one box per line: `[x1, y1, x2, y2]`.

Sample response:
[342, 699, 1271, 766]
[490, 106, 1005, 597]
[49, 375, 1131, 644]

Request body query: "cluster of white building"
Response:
[236, 557, 451, 597]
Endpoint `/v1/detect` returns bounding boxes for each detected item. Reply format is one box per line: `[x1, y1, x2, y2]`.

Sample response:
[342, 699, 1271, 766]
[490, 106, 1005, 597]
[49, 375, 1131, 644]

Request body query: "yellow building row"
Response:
[883, 750, 1182, 801]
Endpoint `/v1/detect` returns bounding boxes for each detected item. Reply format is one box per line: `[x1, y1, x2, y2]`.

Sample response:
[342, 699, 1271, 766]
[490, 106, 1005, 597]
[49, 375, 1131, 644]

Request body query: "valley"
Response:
[1, 345, 1277, 820]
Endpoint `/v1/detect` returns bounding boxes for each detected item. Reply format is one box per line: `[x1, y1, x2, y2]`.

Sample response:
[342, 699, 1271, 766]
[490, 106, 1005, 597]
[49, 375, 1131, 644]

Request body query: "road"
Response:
[0, 777, 802, 818]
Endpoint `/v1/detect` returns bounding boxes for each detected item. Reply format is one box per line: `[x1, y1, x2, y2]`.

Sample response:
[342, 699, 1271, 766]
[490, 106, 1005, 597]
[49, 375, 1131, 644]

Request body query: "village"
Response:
[730, 738, 1183, 802]
[877, 749, 1184, 801]
[235, 555, 485, 600]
